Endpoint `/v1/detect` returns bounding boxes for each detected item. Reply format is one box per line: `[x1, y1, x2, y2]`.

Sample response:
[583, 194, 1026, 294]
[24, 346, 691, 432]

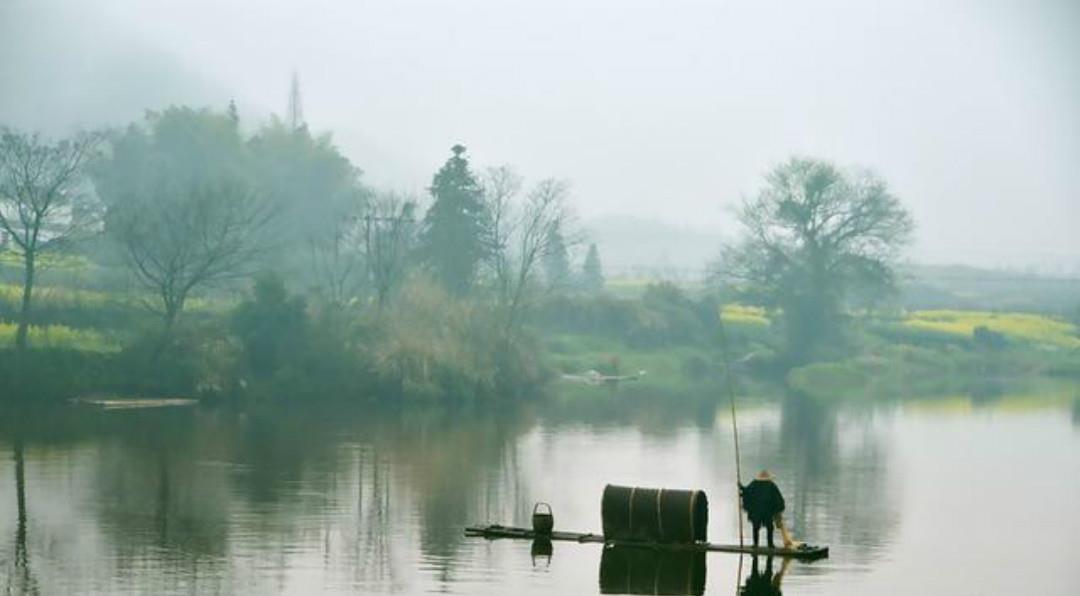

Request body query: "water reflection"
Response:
[530, 538, 552, 568]
[0, 384, 1074, 595]
[8, 434, 39, 595]
[598, 545, 706, 595]
[739, 556, 791, 596]
[771, 394, 899, 560]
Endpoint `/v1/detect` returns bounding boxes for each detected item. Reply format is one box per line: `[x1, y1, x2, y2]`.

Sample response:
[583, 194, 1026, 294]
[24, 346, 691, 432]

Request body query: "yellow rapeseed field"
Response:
[0, 322, 120, 352]
[904, 310, 1080, 348]
[721, 304, 770, 326]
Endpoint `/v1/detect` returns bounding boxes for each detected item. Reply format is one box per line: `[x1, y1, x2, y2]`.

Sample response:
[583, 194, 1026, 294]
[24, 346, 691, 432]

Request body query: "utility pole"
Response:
[361, 208, 416, 308]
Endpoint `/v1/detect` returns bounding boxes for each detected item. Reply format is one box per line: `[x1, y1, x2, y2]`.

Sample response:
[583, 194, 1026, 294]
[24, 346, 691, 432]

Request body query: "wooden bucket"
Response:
[532, 502, 554, 535]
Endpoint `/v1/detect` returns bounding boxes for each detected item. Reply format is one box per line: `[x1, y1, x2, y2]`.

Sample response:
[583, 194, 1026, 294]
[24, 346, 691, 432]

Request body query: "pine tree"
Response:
[420, 145, 487, 294]
[581, 243, 604, 292]
[542, 225, 571, 290]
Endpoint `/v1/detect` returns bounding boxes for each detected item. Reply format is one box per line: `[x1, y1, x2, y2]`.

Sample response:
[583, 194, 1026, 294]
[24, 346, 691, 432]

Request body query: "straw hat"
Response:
[755, 469, 774, 481]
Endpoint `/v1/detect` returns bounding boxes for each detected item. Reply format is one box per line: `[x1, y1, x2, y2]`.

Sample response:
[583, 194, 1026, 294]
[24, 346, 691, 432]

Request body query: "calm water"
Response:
[2, 387, 1078, 595]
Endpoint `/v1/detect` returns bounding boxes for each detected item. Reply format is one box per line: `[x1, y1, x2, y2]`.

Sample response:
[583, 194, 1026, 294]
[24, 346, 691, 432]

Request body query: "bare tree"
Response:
[0, 128, 99, 350]
[481, 170, 576, 337]
[111, 178, 272, 330]
[309, 208, 366, 306]
[480, 165, 524, 301]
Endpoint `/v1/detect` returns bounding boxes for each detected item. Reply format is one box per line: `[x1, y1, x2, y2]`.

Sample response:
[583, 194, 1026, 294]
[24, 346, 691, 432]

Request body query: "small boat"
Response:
[465, 524, 828, 560]
[561, 369, 647, 385]
[70, 396, 199, 410]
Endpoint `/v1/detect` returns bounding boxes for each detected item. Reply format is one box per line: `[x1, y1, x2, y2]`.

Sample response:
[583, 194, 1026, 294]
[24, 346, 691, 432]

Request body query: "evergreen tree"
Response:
[420, 145, 487, 294]
[542, 225, 571, 290]
[581, 243, 605, 292]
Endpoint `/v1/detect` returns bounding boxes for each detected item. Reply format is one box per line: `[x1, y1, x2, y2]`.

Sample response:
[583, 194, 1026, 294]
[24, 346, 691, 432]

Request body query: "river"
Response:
[2, 386, 1078, 595]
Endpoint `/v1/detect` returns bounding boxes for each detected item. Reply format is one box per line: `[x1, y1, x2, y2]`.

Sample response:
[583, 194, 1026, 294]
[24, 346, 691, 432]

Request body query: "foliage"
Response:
[231, 273, 308, 378]
[716, 157, 914, 364]
[972, 325, 1008, 351]
[115, 321, 244, 396]
[367, 275, 543, 400]
[581, 243, 605, 292]
[535, 283, 727, 349]
[248, 115, 367, 285]
[0, 348, 120, 402]
[420, 145, 487, 294]
[93, 107, 272, 328]
[542, 224, 571, 289]
[368, 275, 491, 398]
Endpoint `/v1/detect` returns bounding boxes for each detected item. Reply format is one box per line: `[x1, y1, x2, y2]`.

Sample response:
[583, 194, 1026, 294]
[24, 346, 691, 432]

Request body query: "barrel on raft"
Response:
[601, 484, 709, 544]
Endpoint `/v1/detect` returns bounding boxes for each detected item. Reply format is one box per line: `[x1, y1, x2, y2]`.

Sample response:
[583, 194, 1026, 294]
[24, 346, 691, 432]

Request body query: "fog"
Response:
[2, 0, 1077, 269]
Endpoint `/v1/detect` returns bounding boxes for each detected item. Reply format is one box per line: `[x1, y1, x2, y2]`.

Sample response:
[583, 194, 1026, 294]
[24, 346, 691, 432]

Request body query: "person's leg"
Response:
[766, 521, 775, 549]
[775, 513, 797, 548]
[752, 520, 761, 548]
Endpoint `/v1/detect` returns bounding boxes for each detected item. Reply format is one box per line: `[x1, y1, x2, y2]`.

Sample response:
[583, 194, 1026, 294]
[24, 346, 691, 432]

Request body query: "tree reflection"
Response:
[8, 434, 40, 595]
[0, 394, 900, 593]
[771, 394, 899, 560]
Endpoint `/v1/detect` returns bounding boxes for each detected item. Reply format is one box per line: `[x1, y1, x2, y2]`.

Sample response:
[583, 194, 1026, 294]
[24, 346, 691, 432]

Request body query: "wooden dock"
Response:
[465, 524, 829, 560]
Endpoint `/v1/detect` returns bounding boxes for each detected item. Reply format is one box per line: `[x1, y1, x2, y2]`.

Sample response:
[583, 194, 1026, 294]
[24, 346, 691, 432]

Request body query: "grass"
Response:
[0, 322, 122, 352]
[903, 310, 1080, 348]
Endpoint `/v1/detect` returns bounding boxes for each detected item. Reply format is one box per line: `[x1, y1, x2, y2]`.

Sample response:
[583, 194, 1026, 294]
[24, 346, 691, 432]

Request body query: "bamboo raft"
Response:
[465, 524, 829, 560]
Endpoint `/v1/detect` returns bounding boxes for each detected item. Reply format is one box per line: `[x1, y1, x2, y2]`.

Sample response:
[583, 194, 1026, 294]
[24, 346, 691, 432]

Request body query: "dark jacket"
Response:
[740, 479, 785, 524]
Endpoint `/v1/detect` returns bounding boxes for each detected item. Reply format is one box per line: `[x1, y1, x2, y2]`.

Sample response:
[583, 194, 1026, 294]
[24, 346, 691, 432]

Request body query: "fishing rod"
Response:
[717, 310, 745, 548]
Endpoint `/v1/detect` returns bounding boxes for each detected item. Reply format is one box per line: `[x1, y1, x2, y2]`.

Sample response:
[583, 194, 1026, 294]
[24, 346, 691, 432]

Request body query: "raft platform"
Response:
[465, 524, 829, 560]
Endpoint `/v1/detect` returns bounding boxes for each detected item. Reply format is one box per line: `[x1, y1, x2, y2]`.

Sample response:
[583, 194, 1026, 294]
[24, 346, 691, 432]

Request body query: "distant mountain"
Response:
[900, 263, 1080, 314]
[0, 0, 226, 133]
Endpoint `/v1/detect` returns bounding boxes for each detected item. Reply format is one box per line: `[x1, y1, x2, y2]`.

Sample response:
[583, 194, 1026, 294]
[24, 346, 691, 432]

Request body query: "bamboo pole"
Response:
[717, 312, 745, 548]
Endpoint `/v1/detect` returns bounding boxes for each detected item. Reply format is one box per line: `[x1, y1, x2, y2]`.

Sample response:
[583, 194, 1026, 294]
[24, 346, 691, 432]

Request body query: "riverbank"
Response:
[2, 278, 1078, 404]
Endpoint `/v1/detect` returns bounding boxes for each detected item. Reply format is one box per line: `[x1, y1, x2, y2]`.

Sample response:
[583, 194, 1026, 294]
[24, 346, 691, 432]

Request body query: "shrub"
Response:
[368, 276, 515, 400]
[534, 283, 723, 348]
[972, 325, 1008, 351]
[231, 273, 308, 378]
[0, 348, 121, 402]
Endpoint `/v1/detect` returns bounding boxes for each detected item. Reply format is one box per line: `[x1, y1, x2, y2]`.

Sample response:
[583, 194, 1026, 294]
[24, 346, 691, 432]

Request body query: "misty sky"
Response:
[2, 0, 1077, 269]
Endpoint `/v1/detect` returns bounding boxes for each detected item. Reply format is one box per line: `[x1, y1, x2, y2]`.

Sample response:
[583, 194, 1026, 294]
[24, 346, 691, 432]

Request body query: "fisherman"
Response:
[739, 470, 793, 549]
